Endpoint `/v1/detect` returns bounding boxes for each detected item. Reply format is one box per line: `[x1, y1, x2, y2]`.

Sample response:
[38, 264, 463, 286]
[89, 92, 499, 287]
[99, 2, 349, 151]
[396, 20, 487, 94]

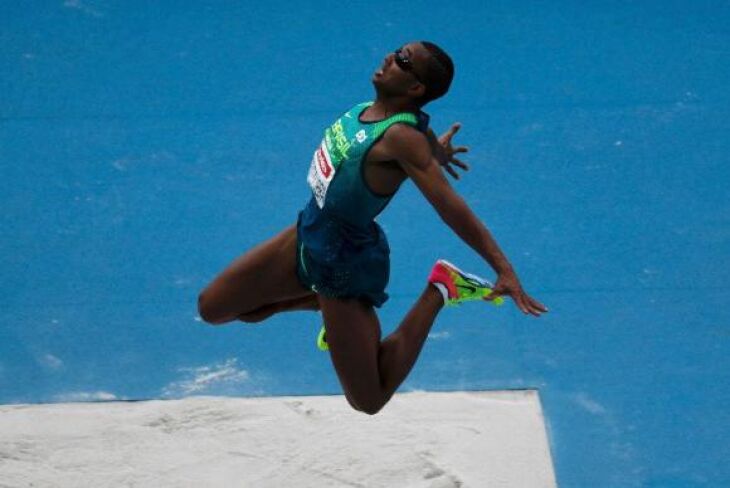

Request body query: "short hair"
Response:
[417, 41, 455, 105]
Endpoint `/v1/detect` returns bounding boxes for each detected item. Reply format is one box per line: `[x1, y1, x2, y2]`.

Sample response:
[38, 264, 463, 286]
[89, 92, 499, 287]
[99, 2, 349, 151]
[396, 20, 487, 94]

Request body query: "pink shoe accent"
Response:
[428, 261, 457, 299]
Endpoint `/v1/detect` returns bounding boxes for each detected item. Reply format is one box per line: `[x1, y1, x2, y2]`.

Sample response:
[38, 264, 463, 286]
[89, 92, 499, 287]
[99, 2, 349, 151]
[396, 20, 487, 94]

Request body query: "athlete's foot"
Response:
[428, 259, 504, 307]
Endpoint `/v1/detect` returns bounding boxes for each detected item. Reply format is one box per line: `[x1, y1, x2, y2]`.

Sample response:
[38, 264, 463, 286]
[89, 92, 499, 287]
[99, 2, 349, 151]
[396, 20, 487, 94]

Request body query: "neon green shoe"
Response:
[428, 259, 505, 307]
[316, 325, 329, 352]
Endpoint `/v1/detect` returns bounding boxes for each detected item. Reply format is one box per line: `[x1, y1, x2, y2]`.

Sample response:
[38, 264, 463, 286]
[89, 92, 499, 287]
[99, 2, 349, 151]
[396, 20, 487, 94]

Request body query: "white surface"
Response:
[0, 390, 557, 488]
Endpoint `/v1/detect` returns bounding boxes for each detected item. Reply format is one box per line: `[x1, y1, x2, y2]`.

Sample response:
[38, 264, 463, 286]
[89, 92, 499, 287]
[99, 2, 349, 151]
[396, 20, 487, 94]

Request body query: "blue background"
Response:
[2, 1, 729, 486]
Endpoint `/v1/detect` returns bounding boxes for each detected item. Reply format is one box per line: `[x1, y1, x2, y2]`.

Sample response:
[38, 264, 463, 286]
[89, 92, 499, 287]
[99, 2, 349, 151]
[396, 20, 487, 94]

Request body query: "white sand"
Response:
[0, 390, 556, 488]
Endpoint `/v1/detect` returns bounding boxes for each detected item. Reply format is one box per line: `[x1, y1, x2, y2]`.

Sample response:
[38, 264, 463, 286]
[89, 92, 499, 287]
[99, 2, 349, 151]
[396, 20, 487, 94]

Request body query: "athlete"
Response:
[198, 41, 547, 415]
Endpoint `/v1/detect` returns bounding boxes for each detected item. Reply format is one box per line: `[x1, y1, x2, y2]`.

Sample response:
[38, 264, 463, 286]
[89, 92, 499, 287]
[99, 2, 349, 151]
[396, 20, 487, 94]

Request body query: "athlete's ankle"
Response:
[429, 281, 449, 305]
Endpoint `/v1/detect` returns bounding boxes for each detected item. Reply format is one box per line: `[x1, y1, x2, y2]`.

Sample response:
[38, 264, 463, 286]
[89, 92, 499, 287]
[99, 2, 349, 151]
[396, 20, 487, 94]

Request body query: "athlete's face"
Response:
[372, 42, 429, 99]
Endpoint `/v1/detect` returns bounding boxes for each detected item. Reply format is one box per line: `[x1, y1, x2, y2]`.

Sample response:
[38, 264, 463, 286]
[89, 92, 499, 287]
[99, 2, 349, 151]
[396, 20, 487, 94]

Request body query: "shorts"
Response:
[295, 209, 390, 308]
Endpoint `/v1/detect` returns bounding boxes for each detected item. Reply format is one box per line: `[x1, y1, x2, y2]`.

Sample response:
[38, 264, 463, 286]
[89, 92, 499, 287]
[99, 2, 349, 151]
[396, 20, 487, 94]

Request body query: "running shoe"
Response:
[317, 325, 329, 352]
[428, 259, 504, 307]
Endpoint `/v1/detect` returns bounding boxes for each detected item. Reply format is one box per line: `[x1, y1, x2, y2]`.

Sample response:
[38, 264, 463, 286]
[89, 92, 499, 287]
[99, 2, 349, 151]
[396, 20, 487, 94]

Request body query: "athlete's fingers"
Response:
[446, 122, 461, 139]
[441, 122, 461, 144]
[516, 294, 531, 315]
[528, 296, 548, 313]
[451, 157, 469, 170]
[530, 298, 547, 312]
[514, 290, 535, 315]
[527, 303, 542, 316]
[453, 146, 469, 154]
[523, 294, 544, 316]
[444, 164, 460, 180]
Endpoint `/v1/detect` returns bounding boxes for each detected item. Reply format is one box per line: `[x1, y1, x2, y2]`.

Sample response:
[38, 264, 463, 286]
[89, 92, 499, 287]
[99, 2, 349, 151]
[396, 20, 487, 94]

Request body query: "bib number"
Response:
[307, 141, 336, 208]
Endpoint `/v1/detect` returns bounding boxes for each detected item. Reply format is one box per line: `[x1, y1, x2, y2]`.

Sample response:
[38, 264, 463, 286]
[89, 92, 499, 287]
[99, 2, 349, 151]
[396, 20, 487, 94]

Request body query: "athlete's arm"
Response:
[384, 124, 547, 316]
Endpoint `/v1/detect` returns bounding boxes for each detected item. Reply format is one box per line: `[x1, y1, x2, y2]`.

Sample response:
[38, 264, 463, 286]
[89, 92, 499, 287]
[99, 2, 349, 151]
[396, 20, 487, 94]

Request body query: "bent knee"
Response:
[357, 402, 384, 416]
[345, 395, 384, 416]
[344, 394, 362, 412]
[197, 290, 230, 325]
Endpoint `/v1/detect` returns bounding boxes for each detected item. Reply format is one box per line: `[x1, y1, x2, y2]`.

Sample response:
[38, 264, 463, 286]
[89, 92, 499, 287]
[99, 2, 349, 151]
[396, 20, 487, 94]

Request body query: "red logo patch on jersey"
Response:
[317, 146, 332, 178]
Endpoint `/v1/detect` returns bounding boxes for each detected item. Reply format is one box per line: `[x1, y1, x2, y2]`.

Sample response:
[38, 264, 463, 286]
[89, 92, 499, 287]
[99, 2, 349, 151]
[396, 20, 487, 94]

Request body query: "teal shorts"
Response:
[295, 208, 390, 308]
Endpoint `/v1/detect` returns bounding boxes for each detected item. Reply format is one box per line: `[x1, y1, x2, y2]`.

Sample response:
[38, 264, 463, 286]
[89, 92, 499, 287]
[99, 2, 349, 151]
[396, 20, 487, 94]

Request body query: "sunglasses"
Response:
[394, 48, 424, 84]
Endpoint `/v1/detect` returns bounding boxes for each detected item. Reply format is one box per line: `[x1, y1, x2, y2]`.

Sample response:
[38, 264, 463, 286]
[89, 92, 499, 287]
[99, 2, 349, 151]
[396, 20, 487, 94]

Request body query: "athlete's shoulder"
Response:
[383, 108, 429, 136]
[390, 109, 430, 133]
[382, 121, 431, 168]
[383, 120, 427, 143]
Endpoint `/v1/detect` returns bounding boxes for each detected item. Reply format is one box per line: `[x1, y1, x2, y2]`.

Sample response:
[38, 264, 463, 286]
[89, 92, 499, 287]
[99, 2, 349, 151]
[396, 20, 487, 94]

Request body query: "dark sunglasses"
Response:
[394, 48, 424, 84]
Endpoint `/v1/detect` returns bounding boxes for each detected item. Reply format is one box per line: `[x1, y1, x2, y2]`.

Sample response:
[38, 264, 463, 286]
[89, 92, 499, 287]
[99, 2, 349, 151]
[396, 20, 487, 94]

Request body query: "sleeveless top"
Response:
[304, 101, 428, 226]
[298, 101, 429, 266]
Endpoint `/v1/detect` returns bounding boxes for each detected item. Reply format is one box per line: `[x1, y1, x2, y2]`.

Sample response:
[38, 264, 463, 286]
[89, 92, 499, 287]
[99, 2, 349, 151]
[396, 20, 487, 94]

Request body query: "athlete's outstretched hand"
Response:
[490, 269, 548, 317]
[436, 122, 470, 180]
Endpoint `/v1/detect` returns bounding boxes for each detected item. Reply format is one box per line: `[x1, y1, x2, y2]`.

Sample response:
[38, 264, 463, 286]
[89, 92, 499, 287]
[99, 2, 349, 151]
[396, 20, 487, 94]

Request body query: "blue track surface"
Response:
[2, 2, 729, 486]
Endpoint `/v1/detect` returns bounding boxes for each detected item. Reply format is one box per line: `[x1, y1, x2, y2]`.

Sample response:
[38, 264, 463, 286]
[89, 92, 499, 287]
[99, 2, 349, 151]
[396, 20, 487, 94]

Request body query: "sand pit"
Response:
[0, 390, 556, 487]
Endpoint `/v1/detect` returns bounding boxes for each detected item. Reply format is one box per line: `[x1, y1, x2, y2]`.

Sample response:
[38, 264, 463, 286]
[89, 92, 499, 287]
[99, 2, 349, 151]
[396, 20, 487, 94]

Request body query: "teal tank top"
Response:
[305, 101, 421, 228]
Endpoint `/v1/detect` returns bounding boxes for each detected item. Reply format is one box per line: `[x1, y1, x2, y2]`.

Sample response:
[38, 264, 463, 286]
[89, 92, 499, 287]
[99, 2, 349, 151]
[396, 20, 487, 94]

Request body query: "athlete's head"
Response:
[372, 41, 454, 108]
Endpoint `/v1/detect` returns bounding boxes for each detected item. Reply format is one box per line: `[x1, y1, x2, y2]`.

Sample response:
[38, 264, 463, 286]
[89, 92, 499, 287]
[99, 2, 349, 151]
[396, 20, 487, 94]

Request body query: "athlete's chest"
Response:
[306, 104, 421, 207]
[306, 117, 375, 207]
[362, 139, 407, 195]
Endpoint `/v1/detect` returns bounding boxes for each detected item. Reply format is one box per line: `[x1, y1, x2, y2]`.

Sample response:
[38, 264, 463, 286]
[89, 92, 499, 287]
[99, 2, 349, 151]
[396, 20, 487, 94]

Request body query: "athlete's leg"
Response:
[198, 224, 313, 325]
[237, 294, 320, 323]
[319, 284, 444, 415]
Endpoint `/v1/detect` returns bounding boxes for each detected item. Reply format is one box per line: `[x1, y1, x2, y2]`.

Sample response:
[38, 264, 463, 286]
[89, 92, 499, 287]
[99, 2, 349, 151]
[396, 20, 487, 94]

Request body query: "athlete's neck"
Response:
[368, 98, 419, 119]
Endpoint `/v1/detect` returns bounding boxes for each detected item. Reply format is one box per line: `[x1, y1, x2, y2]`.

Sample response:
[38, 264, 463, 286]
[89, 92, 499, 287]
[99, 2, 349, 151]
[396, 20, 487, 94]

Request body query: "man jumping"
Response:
[198, 41, 547, 415]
